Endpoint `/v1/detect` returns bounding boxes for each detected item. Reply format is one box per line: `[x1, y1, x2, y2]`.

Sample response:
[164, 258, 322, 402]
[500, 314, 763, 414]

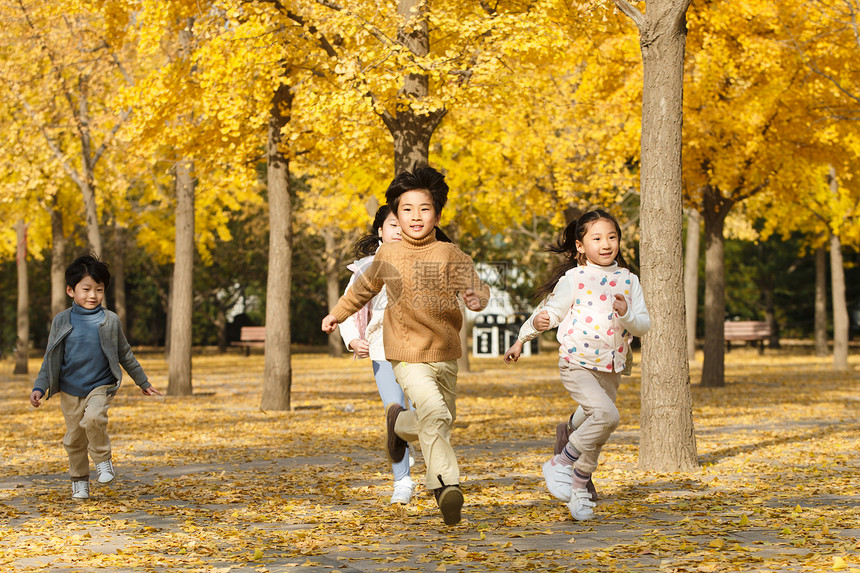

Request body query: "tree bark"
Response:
[616, 0, 697, 472]
[323, 227, 344, 357]
[380, 0, 446, 174]
[113, 223, 127, 327]
[215, 305, 227, 354]
[261, 79, 294, 411]
[828, 167, 849, 370]
[167, 159, 195, 395]
[763, 284, 780, 348]
[814, 245, 828, 356]
[77, 88, 103, 257]
[50, 200, 67, 317]
[701, 185, 732, 387]
[829, 233, 849, 370]
[15, 220, 29, 375]
[684, 208, 700, 365]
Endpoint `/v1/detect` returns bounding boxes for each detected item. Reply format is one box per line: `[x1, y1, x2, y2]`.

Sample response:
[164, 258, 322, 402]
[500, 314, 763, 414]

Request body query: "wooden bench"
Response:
[724, 321, 772, 354]
[230, 326, 266, 355]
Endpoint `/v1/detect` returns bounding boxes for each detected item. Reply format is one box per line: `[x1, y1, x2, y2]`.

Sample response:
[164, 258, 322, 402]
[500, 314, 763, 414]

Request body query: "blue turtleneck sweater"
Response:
[59, 303, 116, 397]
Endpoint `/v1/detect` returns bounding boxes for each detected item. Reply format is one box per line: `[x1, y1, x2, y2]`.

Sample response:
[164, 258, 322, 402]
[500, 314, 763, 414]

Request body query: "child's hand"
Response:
[321, 314, 339, 333]
[142, 386, 162, 396]
[30, 390, 44, 408]
[462, 289, 485, 311]
[504, 340, 523, 363]
[612, 294, 628, 316]
[533, 310, 551, 332]
[349, 339, 370, 359]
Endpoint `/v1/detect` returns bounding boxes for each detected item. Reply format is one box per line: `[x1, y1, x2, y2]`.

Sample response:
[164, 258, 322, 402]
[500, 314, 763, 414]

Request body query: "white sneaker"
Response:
[72, 481, 90, 500]
[542, 458, 573, 501]
[390, 476, 415, 505]
[567, 488, 596, 521]
[96, 460, 115, 484]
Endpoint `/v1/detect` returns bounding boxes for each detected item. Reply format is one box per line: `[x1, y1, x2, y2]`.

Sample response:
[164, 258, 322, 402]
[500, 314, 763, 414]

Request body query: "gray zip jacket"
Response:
[33, 307, 151, 400]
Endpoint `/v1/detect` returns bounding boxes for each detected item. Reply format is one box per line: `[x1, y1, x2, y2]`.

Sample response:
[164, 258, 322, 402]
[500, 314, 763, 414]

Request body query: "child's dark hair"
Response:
[66, 254, 111, 290]
[385, 163, 448, 215]
[533, 209, 627, 302]
[353, 203, 453, 258]
[353, 205, 394, 258]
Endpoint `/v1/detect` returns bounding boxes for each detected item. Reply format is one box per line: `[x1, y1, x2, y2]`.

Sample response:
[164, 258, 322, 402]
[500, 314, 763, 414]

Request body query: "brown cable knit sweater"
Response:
[331, 230, 490, 363]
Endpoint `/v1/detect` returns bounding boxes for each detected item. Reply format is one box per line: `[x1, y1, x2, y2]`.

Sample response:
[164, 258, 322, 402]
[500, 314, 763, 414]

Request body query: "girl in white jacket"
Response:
[505, 210, 650, 522]
[339, 205, 415, 503]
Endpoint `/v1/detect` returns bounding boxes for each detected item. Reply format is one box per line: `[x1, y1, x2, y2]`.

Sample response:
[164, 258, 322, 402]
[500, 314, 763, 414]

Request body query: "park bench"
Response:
[724, 320, 772, 354]
[231, 326, 266, 355]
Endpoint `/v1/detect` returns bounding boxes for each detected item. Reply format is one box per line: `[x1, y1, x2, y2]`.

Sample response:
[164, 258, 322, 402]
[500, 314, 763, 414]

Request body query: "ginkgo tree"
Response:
[775, 0, 860, 370]
[0, 0, 136, 258]
[112, 0, 273, 396]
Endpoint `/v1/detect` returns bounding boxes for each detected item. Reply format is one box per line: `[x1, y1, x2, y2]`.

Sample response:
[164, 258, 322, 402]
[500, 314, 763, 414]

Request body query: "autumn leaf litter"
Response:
[0, 350, 857, 572]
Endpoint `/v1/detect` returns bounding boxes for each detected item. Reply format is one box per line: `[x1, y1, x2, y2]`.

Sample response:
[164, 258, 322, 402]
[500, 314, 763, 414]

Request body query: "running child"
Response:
[504, 210, 650, 521]
[30, 255, 161, 500]
[322, 165, 490, 525]
[339, 205, 417, 504]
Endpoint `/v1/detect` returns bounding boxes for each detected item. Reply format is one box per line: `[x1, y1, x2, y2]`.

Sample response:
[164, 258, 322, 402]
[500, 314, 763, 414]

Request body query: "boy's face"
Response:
[67, 275, 105, 310]
[397, 189, 440, 241]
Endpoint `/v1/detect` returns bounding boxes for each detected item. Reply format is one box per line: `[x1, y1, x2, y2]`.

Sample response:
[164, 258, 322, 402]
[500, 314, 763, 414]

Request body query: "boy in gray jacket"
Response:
[30, 255, 161, 500]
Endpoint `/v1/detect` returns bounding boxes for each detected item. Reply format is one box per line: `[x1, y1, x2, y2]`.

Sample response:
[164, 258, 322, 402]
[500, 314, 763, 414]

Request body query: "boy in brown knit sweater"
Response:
[322, 165, 490, 525]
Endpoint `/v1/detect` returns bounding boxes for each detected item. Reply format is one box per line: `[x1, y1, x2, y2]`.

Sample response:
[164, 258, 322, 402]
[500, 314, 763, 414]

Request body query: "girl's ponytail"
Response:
[533, 218, 580, 302]
[353, 205, 394, 258]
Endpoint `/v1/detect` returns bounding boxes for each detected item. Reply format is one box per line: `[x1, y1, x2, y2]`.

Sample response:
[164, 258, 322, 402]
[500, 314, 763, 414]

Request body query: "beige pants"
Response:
[558, 358, 621, 475]
[391, 360, 459, 491]
[60, 386, 113, 481]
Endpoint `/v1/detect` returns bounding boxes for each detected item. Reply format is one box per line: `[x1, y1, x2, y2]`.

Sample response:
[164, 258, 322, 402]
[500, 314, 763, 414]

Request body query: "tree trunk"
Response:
[113, 223, 127, 327]
[167, 159, 195, 395]
[261, 79, 294, 411]
[814, 245, 828, 356]
[15, 220, 29, 375]
[763, 285, 780, 348]
[381, 0, 446, 174]
[830, 232, 849, 370]
[216, 305, 227, 354]
[828, 167, 849, 370]
[164, 275, 172, 360]
[616, 0, 697, 472]
[701, 185, 732, 387]
[323, 227, 344, 357]
[50, 200, 67, 317]
[684, 207, 700, 365]
[76, 87, 103, 258]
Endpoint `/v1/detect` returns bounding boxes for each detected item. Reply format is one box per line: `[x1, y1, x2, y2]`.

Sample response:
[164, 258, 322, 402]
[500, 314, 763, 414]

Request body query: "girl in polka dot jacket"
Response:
[504, 209, 650, 522]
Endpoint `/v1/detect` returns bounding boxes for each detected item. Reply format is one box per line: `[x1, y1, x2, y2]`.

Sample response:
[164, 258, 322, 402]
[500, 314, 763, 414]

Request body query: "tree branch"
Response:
[613, 0, 645, 31]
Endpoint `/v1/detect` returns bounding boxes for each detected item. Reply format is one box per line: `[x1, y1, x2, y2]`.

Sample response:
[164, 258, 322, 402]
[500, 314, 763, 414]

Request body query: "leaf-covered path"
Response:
[1, 349, 858, 572]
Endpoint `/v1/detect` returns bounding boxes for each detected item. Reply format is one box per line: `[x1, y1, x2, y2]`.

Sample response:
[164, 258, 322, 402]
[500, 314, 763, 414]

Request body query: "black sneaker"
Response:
[434, 484, 463, 526]
[385, 403, 407, 463]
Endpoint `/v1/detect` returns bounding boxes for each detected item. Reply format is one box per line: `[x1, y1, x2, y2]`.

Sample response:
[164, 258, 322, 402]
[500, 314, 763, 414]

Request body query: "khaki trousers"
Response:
[60, 386, 113, 481]
[391, 360, 459, 490]
[558, 358, 621, 475]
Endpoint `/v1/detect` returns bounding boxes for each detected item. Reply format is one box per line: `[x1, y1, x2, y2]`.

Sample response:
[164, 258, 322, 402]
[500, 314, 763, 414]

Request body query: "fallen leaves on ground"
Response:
[0, 348, 858, 572]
